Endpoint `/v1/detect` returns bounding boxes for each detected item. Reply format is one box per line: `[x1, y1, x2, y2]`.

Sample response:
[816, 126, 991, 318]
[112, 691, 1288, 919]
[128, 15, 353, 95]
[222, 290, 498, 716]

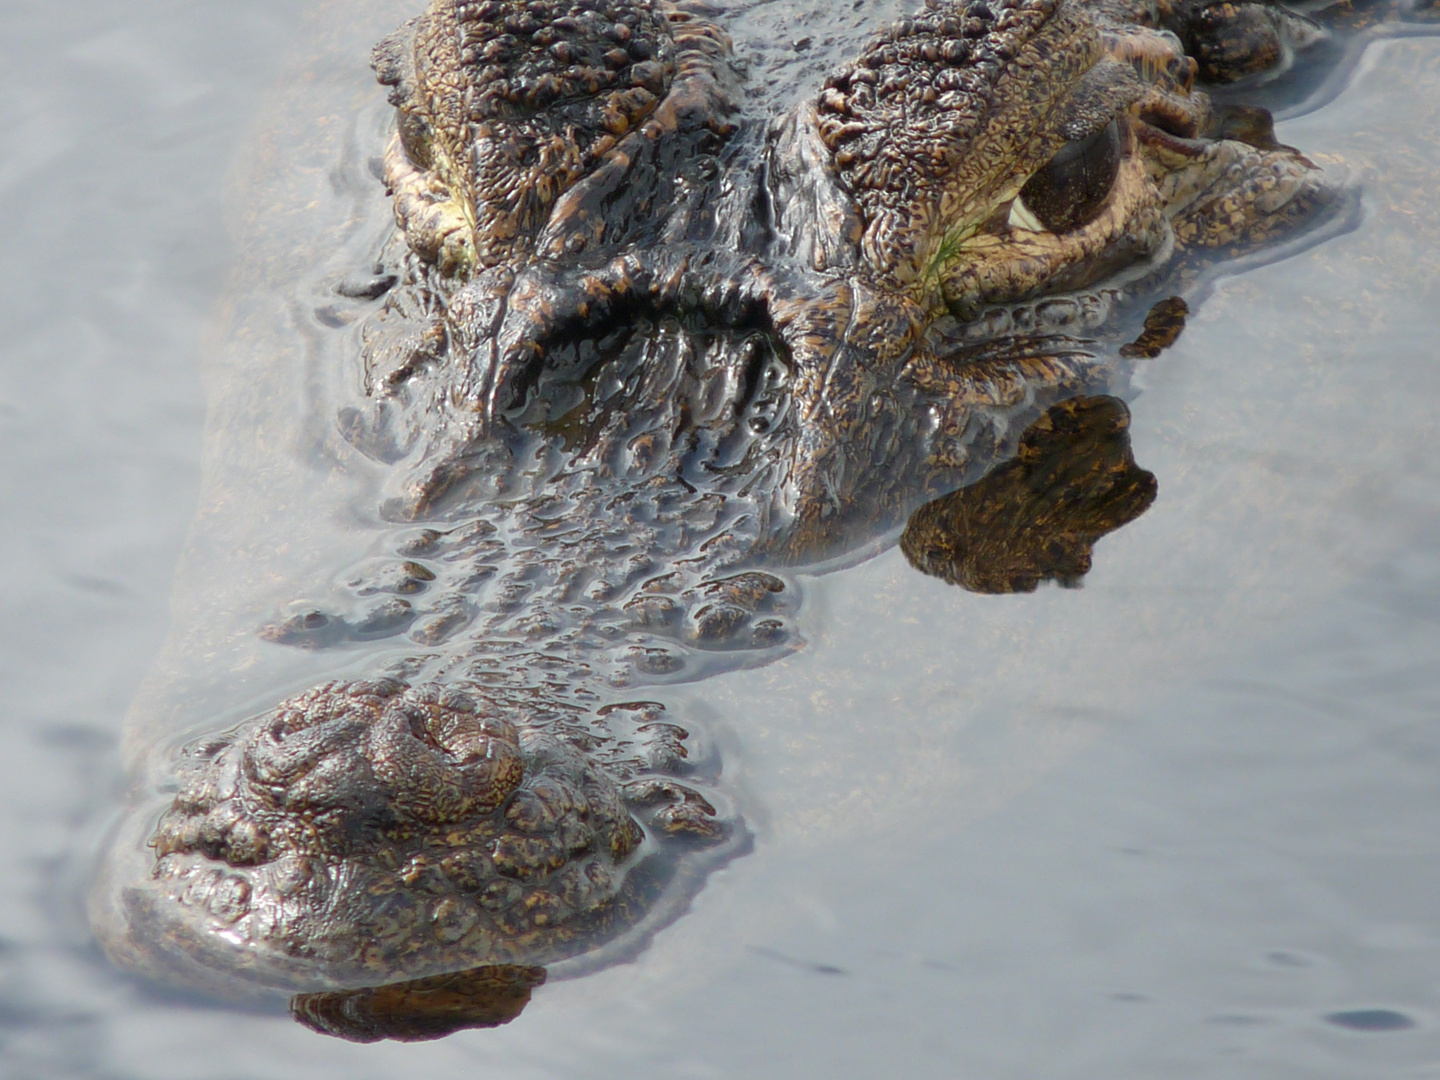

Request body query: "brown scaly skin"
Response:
[372, 0, 736, 273]
[116, 0, 1362, 1021]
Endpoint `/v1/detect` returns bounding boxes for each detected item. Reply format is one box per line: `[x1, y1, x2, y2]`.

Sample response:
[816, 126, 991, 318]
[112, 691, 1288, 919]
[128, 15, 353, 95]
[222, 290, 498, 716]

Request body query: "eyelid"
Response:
[1051, 119, 1118, 166]
[1053, 57, 1144, 141]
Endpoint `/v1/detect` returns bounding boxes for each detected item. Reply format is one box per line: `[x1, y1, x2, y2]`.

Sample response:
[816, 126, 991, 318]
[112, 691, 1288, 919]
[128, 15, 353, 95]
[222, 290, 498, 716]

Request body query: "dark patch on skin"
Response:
[1120, 295, 1189, 358]
[1203, 103, 1284, 151]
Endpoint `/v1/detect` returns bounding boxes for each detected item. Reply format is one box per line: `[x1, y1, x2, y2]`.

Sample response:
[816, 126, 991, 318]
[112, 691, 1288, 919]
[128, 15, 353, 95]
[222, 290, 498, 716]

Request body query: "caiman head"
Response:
[356, 0, 1334, 545]
[103, 0, 1341, 1023]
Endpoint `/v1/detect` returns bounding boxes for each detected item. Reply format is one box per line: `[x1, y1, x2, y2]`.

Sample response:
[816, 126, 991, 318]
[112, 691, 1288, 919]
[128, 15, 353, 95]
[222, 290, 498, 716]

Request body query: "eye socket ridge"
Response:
[1014, 118, 1123, 235]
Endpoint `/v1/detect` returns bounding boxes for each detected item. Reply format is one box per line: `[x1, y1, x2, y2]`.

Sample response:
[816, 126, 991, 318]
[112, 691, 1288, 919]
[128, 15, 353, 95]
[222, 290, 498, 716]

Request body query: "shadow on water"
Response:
[291, 964, 547, 1042]
[901, 396, 1158, 594]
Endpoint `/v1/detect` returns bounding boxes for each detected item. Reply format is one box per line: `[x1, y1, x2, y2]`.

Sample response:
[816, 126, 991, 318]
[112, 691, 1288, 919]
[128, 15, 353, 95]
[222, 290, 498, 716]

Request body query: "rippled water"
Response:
[3, 0, 1439, 1076]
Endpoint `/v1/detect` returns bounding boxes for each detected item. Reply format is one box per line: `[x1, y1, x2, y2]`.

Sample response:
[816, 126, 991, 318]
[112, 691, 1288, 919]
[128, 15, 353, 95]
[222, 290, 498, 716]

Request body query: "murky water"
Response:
[3, 0, 1439, 1076]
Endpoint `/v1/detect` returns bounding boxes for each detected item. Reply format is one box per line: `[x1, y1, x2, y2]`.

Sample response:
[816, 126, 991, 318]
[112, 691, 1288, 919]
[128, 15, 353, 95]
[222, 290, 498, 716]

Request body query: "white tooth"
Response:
[1007, 194, 1047, 233]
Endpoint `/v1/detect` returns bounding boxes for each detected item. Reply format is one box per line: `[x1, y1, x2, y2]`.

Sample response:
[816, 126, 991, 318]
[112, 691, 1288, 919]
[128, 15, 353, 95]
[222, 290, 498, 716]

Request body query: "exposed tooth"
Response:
[1007, 194, 1047, 233]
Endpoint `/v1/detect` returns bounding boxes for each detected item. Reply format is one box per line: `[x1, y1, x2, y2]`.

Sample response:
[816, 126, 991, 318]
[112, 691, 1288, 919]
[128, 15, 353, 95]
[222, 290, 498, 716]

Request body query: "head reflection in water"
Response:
[901, 396, 1157, 593]
[291, 964, 546, 1042]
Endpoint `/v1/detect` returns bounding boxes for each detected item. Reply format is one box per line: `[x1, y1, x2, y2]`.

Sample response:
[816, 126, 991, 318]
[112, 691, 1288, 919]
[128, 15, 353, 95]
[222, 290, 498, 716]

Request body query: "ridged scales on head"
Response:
[372, 0, 736, 274]
[812, 0, 1104, 284]
[764, 0, 1330, 317]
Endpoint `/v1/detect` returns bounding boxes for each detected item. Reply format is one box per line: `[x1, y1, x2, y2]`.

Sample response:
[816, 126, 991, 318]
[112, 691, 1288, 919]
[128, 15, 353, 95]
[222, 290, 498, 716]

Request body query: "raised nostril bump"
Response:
[363, 686, 525, 823]
[243, 715, 367, 790]
[366, 711, 468, 824]
[463, 738, 526, 814]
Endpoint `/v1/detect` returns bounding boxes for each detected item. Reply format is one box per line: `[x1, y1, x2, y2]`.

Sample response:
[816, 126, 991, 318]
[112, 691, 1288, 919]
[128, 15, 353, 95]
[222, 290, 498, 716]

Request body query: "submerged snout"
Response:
[137, 678, 652, 989]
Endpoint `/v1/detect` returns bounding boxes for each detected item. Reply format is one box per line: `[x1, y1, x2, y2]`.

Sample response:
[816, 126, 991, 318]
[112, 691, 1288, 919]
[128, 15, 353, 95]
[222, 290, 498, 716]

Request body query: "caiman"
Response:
[90, 0, 1385, 1042]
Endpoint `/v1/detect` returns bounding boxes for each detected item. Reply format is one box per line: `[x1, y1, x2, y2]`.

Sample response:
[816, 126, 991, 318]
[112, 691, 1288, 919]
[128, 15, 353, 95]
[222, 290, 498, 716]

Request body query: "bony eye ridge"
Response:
[1008, 119, 1123, 235]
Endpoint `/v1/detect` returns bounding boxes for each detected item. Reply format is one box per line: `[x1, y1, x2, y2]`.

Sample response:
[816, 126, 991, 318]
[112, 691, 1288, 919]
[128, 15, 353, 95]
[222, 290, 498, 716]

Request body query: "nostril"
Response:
[339, 796, 400, 849]
[1175, 54, 1198, 92]
[363, 686, 528, 823]
[1138, 97, 1202, 139]
[1202, 103, 1281, 151]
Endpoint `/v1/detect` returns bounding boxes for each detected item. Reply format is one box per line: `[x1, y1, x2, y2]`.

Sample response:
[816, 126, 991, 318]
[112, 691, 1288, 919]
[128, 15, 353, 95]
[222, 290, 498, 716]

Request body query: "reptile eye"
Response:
[398, 111, 435, 170]
[1010, 119, 1122, 234]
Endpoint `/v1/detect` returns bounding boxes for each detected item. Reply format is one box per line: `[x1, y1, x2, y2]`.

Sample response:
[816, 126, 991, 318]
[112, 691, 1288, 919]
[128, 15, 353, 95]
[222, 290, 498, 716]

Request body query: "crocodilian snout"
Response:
[117, 678, 731, 992]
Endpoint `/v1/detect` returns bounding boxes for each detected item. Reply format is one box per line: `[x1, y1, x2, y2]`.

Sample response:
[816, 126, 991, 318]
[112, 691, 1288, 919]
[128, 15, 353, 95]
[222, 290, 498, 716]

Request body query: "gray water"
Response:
[3, 1, 1440, 1077]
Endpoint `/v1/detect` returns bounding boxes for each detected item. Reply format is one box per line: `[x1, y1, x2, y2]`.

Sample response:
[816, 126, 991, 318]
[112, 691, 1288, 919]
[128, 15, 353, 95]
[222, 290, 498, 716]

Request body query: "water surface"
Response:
[2, 1, 1439, 1077]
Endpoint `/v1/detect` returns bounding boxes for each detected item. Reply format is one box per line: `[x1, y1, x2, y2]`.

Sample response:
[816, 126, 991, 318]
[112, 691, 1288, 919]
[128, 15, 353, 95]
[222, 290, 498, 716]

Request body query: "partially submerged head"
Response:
[100, 0, 1350, 1004]
[370, 0, 1335, 384]
[131, 679, 679, 988]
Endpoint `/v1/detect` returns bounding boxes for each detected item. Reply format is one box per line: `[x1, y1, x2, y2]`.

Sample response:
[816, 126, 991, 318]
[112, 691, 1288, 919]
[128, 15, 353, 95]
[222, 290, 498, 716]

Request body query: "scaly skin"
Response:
[106, 0, 1354, 1024]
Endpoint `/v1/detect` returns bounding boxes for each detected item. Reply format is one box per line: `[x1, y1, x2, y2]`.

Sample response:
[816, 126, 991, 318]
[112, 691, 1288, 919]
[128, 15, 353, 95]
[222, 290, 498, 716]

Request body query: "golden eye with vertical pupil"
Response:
[1008, 119, 1123, 234]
